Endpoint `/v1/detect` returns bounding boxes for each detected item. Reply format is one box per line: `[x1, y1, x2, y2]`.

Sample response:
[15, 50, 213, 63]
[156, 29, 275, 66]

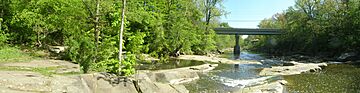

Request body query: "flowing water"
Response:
[184, 52, 360, 93]
[184, 52, 283, 93]
[137, 52, 360, 92]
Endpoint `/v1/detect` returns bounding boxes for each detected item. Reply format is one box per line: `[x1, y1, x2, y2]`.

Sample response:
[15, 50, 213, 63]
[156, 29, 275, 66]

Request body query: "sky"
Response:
[221, 0, 296, 28]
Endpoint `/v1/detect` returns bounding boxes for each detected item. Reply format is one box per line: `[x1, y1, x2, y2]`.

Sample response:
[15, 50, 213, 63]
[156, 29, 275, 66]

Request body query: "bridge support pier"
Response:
[234, 34, 241, 59]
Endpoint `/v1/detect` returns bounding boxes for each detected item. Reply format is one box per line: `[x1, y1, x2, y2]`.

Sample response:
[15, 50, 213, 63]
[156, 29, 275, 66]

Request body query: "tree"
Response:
[254, 0, 360, 56]
[118, 0, 126, 75]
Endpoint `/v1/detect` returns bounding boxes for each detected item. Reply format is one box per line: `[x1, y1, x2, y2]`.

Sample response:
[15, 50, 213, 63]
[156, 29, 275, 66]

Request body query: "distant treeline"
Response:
[251, 0, 360, 57]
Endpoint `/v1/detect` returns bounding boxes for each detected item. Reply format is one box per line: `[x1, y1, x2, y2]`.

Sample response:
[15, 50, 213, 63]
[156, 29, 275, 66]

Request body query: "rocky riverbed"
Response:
[0, 58, 218, 93]
[0, 52, 334, 93]
[181, 52, 331, 93]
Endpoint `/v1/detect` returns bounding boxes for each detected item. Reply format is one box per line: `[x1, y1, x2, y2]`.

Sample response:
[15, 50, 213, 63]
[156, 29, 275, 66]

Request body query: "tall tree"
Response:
[118, 0, 126, 74]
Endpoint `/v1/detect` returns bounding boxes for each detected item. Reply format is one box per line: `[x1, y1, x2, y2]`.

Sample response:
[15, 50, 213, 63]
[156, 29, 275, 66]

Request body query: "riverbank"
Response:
[0, 59, 217, 93]
[0, 52, 268, 93]
[0, 52, 337, 93]
[180, 51, 334, 93]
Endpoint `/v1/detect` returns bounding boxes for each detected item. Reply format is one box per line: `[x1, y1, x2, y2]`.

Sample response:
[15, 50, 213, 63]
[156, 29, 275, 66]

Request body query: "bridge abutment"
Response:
[234, 34, 240, 59]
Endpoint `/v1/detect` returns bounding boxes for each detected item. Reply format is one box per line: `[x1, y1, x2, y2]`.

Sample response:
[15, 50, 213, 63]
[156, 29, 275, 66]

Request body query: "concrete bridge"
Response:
[213, 28, 282, 59]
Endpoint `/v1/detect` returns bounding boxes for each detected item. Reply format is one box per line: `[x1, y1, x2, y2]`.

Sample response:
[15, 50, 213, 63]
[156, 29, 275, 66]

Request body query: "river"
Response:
[184, 52, 360, 93]
[285, 63, 360, 93]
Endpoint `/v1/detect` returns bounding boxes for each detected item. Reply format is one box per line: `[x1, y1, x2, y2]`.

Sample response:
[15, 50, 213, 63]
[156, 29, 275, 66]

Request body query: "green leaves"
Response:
[2, 0, 226, 76]
[0, 18, 7, 45]
[254, 0, 360, 55]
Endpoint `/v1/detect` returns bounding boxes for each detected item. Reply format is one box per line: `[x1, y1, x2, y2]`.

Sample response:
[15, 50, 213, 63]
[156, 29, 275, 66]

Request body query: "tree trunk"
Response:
[118, 0, 126, 75]
[94, 0, 100, 62]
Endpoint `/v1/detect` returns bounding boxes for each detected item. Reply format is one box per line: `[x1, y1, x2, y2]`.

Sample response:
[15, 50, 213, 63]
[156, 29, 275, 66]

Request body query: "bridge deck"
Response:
[214, 28, 282, 35]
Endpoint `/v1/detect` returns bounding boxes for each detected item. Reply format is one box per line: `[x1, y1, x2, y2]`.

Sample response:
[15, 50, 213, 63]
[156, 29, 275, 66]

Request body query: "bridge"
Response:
[213, 28, 282, 59]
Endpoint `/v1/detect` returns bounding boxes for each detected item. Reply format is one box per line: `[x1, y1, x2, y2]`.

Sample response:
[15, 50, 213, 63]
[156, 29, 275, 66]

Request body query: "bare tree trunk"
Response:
[205, 9, 212, 33]
[0, 5, 4, 31]
[118, 0, 126, 75]
[0, 18, 2, 31]
[94, 0, 100, 62]
[204, 0, 218, 34]
[34, 25, 42, 47]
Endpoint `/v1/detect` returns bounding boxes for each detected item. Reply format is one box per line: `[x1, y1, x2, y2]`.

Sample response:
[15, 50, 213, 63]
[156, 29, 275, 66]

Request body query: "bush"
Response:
[121, 53, 136, 76]
[0, 33, 6, 46]
[65, 36, 95, 73]
[92, 53, 136, 76]
[0, 18, 7, 46]
[92, 59, 119, 74]
[77, 39, 95, 73]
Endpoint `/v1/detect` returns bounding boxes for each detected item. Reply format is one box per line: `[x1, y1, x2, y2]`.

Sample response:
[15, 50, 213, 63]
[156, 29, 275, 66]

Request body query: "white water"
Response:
[212, 75, 275, 88]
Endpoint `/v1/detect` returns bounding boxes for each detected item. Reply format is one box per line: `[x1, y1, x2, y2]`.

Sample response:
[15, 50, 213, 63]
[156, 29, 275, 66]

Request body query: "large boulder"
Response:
[48, 46, 68, 53]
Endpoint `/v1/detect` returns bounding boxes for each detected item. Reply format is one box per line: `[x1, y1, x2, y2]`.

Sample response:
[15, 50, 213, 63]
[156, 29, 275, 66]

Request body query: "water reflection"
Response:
[137, 59, 205, 70]
[284, 64, 360, 93]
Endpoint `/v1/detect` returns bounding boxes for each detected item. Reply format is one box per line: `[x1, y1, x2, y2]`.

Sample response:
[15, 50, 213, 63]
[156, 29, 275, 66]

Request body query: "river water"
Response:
[184, 52, 282, 92]
[284, 63, 360, 93]
[184, 52, 360, 93]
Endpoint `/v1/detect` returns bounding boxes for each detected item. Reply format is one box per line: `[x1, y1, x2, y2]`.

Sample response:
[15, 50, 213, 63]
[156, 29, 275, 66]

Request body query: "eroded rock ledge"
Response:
[259, 61, 327, 76]
[0, 63, 217, 93]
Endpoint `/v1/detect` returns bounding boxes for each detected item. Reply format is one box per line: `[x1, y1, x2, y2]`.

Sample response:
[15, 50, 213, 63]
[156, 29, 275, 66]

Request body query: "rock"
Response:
[189, 68, 200, 70]
[278, 80, 288, 85]
[0, 59, 222, 93]
[171, 84, 189, 93]
[259, 62, 327, 76]
[236, 80, 285, 93]
[282, 62, 295, 66]
[136, 79, 188, 93]
[0, 71, 90, 93]
[291, 54, 310, 61]
[260, 59, 284, 66]
[48, 46, 68, 53]
[3, 59, 80, 74]
[94, 79, 138, 93]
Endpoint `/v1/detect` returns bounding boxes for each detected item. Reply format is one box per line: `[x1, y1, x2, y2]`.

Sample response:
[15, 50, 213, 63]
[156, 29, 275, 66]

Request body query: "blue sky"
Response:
[221, 0, 295, 28]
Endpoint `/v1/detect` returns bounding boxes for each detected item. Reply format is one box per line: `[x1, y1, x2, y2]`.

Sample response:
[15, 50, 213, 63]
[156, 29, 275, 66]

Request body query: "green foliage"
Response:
[0, 18, 7, 45]
[0, 31, 6, 46]
[76, 37, 95, 73]
[121, 53, 136, 76]
[1, 0, 226, 76]
[214, 23, 235, 50]
[253, 0, 360, 56]
[92, 59, 119, 74]
[91, 53, 136, 76]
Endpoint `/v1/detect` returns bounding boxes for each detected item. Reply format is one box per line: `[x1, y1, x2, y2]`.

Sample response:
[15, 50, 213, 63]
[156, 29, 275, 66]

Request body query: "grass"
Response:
[0, 46, 36, 63]
[0, 66, 83, 76]
[57, 71, 83, 76]
[0, 66, 58, 76]
[0, 46, 82, 76]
